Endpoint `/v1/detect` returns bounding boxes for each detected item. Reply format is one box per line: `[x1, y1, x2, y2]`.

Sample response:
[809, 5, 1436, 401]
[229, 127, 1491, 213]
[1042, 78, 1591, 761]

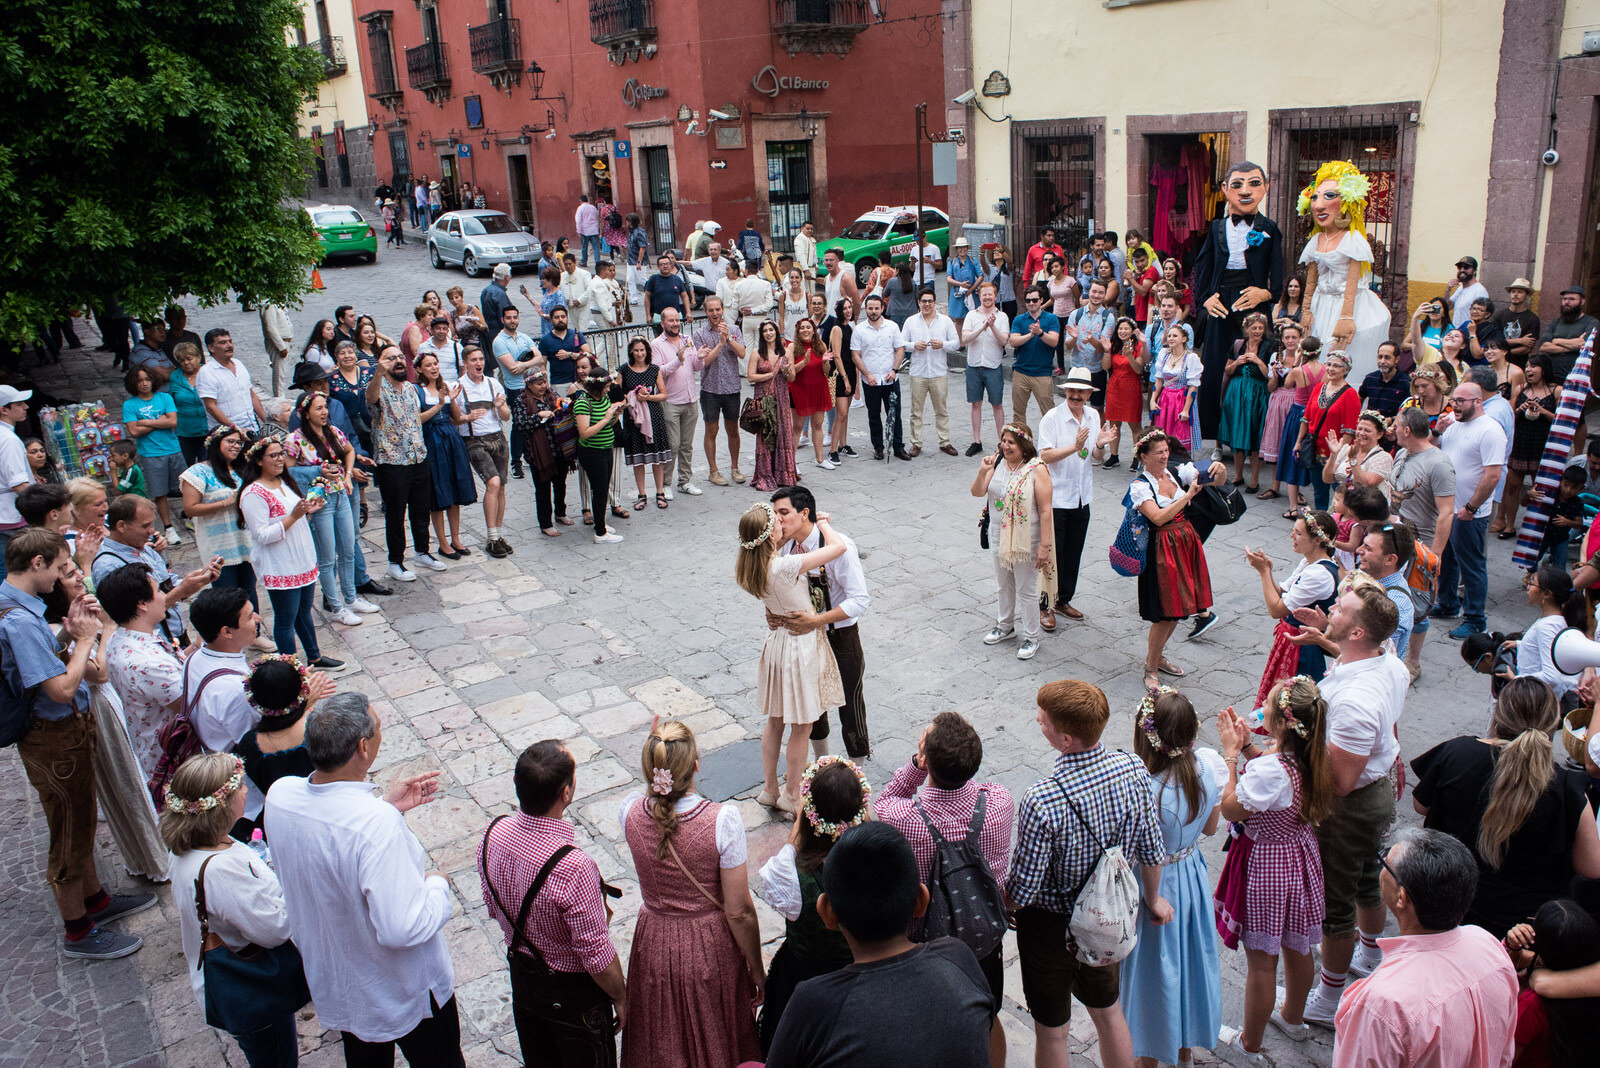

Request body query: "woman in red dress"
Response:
[787, 317, 834, 472]
[1292, 351, 1359, 512]
[1102, 315, 1148, 468]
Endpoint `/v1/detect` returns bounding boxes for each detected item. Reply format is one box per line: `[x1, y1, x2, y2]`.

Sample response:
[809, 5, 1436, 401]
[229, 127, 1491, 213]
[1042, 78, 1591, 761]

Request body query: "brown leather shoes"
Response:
[1040, 608, 1057, 632]
[908, 445, 922, 458]
[1061, 604, 1084, 620]
[940, 443, 958, 456]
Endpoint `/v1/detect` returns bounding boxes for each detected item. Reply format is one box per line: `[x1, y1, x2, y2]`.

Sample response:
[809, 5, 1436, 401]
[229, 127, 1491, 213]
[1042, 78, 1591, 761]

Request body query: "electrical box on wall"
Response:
[1585, 30, 1600, 54]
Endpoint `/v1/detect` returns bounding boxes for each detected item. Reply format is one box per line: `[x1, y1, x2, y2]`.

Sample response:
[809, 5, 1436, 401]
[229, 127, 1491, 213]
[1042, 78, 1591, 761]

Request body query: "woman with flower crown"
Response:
[1245, 509, 1341, 709]
[618, 718, 763, 1068]
[1122, 687, 1225, 1068]
[162, 752, 303, 1067]
[1213, 677, 1335, 1059]
[1298, 161, 1392, 383]
[755, 755, 870, 1052]
[736, 502, 846, 812]
[232, 656, 337, 804]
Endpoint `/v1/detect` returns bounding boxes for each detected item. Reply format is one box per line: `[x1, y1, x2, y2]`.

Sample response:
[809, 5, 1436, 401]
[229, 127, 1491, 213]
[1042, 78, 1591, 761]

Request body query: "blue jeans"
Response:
[233, 1013, 299, 1067]
[216, 561, 259, 611]
[304, 488, 357, 611]
[1437, 513, 1489, 627]
[1312, 476, 1331, 512]
[579, 233, 603, 267]
[350, 490, 370, 587]
[267, 584, 320, 661]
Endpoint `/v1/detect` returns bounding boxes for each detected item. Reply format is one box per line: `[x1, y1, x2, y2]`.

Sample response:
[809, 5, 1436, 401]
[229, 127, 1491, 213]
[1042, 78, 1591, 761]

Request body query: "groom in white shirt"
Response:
[768, 486, 872, 758]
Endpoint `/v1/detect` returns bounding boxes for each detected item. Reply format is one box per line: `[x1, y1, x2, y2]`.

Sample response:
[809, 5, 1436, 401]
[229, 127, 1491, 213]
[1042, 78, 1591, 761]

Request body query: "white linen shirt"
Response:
[184, 644, 262, 816]
[560, 267, 592, 311]
[455, 374, 506, 437]
[264, 777, 456, 1043]
[195, 359, 259, 431]
[850, 317, 903, 379]
[170, 841, 292, 1008]
[901, 312, 960, 378]
[417, 337, 463, 385]
[0, 422, 32, 526]
[784, 521, 868, 629]
[962, 310, 1009, 370]
[1037, 403, 1100, 509]
[1319, 652, 1408, 788]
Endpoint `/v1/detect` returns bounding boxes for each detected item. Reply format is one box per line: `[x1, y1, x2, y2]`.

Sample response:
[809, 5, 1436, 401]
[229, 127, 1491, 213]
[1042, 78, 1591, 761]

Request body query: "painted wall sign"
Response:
[751, 65, 829, 99]
[622, 79, 667, 108]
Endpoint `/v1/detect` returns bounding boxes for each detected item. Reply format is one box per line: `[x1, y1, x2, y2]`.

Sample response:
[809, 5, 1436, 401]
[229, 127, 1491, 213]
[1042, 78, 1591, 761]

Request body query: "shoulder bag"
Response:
[1057, 782, 1140, 966]
[194, 854, 311, 1036]
[1296, 384, 1350, 473]
[1109, 478, 1154, 578]
[1190, 479, 1248, 527]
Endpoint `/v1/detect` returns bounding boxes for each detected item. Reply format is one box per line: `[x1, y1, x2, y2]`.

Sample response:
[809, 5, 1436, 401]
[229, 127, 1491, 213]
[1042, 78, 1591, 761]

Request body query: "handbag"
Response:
[549, 409, 579, 463]
[194, 855, 311, 1036]
[1296, 384, 1349, 473]
[1190, 481, 1248, 526]
[978, 501, 990, 550]
[1108, 483, 1150, 577]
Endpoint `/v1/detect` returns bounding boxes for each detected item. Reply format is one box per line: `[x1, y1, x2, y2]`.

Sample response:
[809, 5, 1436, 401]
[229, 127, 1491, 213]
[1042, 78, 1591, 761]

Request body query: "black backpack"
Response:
[914, 789, 1007, 959]
[605, 209, 624, 230]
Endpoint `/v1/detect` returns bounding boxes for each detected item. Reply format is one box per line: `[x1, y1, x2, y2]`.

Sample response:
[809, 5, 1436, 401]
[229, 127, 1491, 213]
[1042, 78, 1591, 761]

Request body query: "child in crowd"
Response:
[1526, 465, 1588, 571]
[1122, 687, 1225, 1067]
[1329, 484, 1389, 573]
[1461, 630, 1520, 700]
[1505, 892, 1600, 1068]
[108, 439, 146, 499]
[756, 756, 870, 1052]
[1214, 676, 1334, 1058]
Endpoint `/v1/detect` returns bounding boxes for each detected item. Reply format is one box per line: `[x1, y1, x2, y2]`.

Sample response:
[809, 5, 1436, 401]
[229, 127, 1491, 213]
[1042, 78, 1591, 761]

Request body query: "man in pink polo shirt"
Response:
[650, 307, 704, 499]
[1332, 829, 1516, 1068]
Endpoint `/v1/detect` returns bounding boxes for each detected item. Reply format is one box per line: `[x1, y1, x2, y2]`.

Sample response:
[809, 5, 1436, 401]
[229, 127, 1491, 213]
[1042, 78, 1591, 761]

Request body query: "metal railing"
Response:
[318, 36, 347, 77]
[774, 0, 868, 27]
[468, 18, 521, 74]
[405, 40, 450, 91]
[590, 0, 655, 44]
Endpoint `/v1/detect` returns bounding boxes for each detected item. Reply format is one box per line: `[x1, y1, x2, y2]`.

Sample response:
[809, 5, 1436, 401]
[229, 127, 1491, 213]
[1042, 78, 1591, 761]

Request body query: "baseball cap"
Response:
[1456, 256, 1479, 269]
[0, 386, 33, 406]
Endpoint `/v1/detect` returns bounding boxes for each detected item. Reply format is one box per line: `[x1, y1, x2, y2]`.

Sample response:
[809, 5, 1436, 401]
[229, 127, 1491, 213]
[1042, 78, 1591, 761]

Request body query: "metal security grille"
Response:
[1269, 108, 1411, 322]
[1012, 123, 1099, 260]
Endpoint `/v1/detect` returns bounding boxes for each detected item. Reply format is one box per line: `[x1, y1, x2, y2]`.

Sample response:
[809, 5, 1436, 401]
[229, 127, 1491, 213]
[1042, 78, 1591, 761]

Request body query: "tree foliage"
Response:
[0, 0, 324, 338]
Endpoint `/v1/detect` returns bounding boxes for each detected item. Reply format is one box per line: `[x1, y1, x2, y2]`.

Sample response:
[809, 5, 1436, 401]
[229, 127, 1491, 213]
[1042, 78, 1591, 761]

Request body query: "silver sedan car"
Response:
[427, 210, 540, 277]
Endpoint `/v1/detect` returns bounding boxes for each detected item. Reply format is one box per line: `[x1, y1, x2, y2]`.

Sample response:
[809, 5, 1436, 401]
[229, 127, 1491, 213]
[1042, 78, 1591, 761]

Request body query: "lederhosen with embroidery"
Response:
[803, 529, 870, 758]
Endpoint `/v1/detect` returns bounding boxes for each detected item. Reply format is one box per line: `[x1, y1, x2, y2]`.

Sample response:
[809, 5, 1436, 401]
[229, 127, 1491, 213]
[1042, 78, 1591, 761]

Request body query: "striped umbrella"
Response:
[1513, 329, 1596, 568]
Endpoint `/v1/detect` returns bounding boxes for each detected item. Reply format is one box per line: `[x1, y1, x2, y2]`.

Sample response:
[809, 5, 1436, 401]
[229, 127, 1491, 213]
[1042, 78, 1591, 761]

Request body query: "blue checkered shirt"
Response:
[1006, 745, 1165, 914]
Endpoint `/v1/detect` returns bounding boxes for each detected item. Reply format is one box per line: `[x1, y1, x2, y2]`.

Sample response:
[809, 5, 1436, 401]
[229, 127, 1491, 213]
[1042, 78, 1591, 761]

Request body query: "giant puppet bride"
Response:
[1297, 161, 1392, 382]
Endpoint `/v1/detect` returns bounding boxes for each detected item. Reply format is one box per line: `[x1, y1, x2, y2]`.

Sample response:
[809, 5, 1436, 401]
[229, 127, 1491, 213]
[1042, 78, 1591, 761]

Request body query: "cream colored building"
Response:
[293, 0, 378, 203]
[959, 0, 1600, 322]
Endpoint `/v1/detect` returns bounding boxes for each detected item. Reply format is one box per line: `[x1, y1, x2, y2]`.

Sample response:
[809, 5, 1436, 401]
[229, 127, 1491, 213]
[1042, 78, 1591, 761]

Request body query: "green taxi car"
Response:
[821, 206, 950, 287]
[308, 204, 377, 264]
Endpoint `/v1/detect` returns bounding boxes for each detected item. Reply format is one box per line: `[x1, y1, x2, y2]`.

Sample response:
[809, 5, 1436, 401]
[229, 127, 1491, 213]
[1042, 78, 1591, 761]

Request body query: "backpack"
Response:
[605, 209, 623, 230]
[0, 607, 41, 747]
[1060, 780, 1141, 966]
[149, 658, 243, 808]
[1405, 538, 1440, 617]
[913, 790, 1007, 960]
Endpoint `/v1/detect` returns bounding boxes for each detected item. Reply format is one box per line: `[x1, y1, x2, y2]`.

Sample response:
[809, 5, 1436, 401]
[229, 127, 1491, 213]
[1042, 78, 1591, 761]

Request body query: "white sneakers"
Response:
[414, 553, 448, 572]
[816, 458, 837, 470]
[348, 597, 380, 614]
[1300, 983, 1344, 1026]
[1017, 639, 1039, 660]
[679, 482, 702, 496]
[332, 608, 363, 626]
[387, 563, 417, 582]
[594, 531, 625, 544]
[662, 486, 675, 501]
[983, 626, 1015, 645]
[165, 526, 183, 546]
[1348, 943, 1384, 978]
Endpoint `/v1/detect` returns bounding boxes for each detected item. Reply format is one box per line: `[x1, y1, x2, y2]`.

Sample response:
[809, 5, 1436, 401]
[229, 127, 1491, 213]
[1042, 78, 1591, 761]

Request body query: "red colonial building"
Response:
[350, 0, 950, 252]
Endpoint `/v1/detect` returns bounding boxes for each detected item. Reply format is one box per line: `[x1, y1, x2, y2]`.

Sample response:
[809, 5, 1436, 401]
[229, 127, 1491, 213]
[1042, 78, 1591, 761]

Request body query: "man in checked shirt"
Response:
[480, 740, 627, 1066]
[876, 711, 1015, 1068]
[1006, 680, 1164, 1068]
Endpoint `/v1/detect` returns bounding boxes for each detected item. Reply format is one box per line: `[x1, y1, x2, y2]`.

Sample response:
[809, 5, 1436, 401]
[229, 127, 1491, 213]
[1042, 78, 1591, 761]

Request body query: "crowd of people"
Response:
[14, 161, 1600, 1068]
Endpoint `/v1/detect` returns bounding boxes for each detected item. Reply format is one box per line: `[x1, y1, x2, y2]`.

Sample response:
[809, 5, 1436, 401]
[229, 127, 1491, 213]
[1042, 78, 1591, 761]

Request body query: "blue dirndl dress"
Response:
[1122, 751, 1223, 1064]
[417, 384, 478, 509]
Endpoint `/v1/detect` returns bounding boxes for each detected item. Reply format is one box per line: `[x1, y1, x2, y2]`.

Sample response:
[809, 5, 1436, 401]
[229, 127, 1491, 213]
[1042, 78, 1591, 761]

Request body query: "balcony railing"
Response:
[318, 35, 348, 78]
[469, 18, 522, 89]
[405, 40, 451, 103]
[590, 0, 656, 61]
[773, 0, 869, 55]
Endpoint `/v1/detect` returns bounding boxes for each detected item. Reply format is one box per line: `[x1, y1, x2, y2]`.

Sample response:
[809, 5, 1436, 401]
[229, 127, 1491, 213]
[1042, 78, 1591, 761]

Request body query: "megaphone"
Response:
[1549, 627, 1600, 675]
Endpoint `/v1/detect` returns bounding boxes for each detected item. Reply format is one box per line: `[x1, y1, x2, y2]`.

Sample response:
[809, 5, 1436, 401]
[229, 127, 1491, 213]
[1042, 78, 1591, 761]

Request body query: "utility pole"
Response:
[914, 102, 963, 271]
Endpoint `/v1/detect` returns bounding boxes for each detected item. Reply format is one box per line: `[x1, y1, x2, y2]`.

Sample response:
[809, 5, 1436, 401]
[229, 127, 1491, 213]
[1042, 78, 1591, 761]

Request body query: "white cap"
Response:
[0, 386, 33, 406]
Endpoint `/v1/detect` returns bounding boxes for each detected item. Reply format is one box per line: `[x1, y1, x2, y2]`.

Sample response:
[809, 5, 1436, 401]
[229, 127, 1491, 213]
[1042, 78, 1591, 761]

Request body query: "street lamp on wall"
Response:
[525, 60, 569, 122]
[797, 105, 820, 139]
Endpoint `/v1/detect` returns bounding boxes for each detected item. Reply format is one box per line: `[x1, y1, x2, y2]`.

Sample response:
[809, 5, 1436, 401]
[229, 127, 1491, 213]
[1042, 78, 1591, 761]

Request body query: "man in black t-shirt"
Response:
[642, 253, 693, 324]
[766, 823, 994, 1068]
[1536, 285, 1600, 383]
[1491, 278, 1541, 367]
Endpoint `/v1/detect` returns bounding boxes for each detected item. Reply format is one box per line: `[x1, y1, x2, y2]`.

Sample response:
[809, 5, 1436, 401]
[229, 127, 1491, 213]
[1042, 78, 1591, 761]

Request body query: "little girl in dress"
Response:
[735, 502, 846, 811]
[1214, 675, 1335, 1059]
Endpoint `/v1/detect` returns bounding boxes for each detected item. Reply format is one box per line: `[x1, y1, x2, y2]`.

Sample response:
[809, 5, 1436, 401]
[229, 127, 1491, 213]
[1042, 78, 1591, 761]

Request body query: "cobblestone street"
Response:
[1, 236, 1530, 1068]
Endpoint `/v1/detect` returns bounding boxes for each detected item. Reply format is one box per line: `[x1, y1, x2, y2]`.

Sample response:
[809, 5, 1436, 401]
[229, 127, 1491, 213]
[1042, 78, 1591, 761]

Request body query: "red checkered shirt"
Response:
[479, 812, 617, 974]
[875, 759, 1015, 895]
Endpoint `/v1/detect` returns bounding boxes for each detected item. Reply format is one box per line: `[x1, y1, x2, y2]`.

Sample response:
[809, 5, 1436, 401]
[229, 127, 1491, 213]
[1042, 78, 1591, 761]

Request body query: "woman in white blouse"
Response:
[235, 437, 341, 670]
[161, 753, 301, 1067]
[1245, 509, 1340, 711]
[1321, 411, 1393, 499]
[1514, 567, 1588, 705]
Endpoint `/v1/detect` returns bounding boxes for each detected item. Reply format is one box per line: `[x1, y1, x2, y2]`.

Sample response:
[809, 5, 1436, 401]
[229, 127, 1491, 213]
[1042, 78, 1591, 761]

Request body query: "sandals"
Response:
[633, 494, 647, 511]
[1282, 508, 1299, 520]
[656, 492, 669, 509]
[1158, 658, 1186, 678]
[1246, 484, 1260, 494]
[1256, 488, 1280, 500]
[541, 528, 562, 538]
[583, 510, 594, 525]
[1231, 477, 1246, 486]
[610, 506, 630, 520]
[1143, 669, 1161, 693]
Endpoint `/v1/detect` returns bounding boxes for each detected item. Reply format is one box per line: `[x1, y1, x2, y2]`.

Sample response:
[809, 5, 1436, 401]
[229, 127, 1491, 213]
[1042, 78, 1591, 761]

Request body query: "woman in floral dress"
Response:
[747, 320, 797, 491]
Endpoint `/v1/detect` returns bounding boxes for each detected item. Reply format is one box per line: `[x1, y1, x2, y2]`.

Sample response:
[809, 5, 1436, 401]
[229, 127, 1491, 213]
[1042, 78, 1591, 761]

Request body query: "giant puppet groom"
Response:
[1191, 161, 1285, 440]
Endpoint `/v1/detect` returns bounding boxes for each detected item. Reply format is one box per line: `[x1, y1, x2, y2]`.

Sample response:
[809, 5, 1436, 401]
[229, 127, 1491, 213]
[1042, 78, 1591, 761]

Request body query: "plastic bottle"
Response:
[248, 828, 272, 866]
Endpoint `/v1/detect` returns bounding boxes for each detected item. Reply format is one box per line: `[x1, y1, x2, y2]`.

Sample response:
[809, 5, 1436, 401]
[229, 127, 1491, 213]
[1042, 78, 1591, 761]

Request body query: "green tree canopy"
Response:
[0, 0, 324, 337]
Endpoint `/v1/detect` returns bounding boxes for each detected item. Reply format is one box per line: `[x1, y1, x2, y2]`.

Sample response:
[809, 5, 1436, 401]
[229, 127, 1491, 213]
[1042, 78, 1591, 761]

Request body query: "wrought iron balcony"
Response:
[318, 36, 348, 78]
[469, 18, 522, 90]
[773, 0, 869, 56]
[590, 0, 656, 63]
[406, 40, 451, 104]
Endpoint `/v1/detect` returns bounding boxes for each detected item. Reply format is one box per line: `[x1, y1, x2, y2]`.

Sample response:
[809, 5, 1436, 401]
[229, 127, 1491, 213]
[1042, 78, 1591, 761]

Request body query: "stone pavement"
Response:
[1, 236, 1534, 1067]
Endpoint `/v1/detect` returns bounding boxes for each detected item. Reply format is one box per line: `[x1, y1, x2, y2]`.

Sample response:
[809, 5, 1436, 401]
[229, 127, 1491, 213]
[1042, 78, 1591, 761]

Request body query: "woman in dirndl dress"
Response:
[1245, 510, 1339, 711]
[1214, 677, 1334, 1059]
[1149, 325, 1203, 453]
[1256, 323, 1302, 501]
[1271, 336, 1325, 518]
[1130, 431, 1224, 692]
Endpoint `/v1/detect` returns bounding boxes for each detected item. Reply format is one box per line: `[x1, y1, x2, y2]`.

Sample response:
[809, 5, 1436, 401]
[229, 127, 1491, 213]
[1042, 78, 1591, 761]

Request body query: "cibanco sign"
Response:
[751, 65, 829, 99]
[622, 78, 667, 108]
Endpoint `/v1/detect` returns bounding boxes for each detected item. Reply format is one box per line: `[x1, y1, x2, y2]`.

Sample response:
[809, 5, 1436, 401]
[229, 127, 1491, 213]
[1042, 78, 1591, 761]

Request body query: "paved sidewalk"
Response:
[1, 238, 1528, 1067]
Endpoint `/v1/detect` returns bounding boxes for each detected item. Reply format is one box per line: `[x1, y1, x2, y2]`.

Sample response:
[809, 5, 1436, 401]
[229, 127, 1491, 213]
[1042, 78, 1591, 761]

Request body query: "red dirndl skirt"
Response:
[1255, 618, 1303, 710]
[1213, 826, 1252, 951]
[1136, 513, 1213, 622]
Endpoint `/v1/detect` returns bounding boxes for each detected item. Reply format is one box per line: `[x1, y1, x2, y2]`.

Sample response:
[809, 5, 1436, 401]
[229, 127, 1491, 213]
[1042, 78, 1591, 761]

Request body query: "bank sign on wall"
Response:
[751, 65, 828, 98]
